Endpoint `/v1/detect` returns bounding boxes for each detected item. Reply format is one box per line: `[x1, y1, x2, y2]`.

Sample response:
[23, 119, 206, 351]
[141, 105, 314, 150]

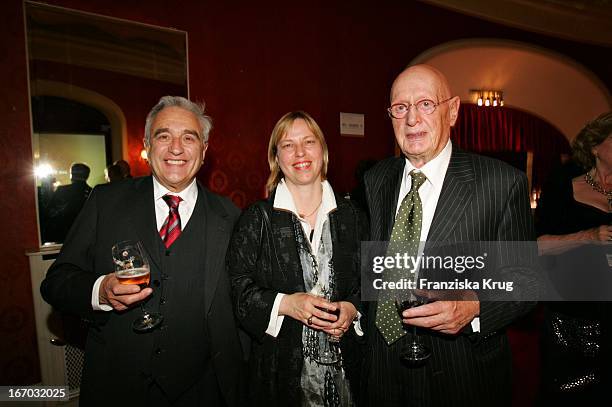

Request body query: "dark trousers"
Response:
[146, 364, 225, 407]
[363, 330, 431, 407]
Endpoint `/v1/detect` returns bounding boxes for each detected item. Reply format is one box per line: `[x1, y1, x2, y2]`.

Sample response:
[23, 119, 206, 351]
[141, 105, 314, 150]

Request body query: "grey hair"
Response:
[144, 96, 212, 146]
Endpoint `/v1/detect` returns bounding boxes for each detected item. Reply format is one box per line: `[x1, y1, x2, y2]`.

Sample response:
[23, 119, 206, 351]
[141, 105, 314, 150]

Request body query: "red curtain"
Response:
[451, 104, 571, 190]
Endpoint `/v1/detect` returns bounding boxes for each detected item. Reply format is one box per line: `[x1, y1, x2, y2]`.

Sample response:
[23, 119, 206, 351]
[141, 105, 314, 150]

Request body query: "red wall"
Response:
[2, 0, 610, 387]
[0, 0, 41, 385]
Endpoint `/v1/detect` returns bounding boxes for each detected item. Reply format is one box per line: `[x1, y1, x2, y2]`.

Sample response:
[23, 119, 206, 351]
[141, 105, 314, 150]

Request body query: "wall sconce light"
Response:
[470, 89, 504, 108]
[140, 149, 148, 161]
[34, 163, 56, 179]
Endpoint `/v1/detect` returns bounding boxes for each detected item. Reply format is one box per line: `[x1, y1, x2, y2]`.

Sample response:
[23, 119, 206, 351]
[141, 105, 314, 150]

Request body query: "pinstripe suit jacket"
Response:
[362, 148, 536, 406]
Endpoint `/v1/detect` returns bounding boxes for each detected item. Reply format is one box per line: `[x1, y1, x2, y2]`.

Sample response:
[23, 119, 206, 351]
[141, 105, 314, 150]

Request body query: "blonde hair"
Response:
[266, 111, 329, 194]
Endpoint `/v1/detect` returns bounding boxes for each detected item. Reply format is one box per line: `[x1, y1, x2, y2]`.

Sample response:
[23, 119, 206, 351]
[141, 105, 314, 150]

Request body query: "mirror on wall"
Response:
[26, 1, 188, 246]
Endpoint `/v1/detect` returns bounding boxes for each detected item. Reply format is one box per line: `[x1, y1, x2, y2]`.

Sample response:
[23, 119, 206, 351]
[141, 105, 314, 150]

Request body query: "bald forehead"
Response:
[390, 65, 451, 102]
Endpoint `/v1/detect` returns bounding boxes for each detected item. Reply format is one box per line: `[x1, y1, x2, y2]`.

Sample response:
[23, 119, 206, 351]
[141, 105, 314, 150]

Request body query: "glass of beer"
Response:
[112, 240, 163, 332]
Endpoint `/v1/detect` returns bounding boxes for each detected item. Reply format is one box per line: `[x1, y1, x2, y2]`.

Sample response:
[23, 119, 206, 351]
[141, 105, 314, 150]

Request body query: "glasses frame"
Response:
[387, 97, 454, 119]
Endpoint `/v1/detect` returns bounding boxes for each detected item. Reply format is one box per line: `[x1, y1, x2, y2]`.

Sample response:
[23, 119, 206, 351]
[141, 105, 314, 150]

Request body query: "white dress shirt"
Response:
[397, 140, 480, 332]
[91, 177, 199, 311]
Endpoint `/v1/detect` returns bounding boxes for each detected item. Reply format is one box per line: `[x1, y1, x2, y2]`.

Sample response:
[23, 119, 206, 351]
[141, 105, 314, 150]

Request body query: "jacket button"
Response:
[153, 280, 160, 287]
[160, 298, 166, 305]
[155, 348, 162, 355]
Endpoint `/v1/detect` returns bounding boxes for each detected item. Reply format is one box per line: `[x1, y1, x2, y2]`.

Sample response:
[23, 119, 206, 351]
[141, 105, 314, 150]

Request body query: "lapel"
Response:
[427, 149, 475, 242]
[126, 177, 162, 271]
[200, 183, 232, 314]
[374, 157, 405, 240]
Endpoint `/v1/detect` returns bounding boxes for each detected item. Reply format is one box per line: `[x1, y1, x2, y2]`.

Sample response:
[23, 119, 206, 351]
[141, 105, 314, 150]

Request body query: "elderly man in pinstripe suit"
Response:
[362, 64, 536, 406]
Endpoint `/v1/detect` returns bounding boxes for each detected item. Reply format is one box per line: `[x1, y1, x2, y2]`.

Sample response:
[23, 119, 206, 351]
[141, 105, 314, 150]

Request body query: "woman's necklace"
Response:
[298, 200, 322, 218]
[585, 169, 612, 209]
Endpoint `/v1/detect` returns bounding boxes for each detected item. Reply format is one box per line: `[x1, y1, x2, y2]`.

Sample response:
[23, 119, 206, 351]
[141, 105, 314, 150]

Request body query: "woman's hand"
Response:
[538, 223, 612, 254]
[591, 224, 612, 241]
[279, 292, 338, 330]
[322, 301, 358, 339]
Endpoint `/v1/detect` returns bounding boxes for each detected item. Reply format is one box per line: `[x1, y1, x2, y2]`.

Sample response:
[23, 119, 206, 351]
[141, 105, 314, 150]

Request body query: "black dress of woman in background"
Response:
[536, 112, 612, 404]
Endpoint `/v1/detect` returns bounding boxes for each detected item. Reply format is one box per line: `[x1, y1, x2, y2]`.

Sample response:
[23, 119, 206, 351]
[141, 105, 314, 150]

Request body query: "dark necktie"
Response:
[375, 170, 427, 345]
[159, 194, 182, 248]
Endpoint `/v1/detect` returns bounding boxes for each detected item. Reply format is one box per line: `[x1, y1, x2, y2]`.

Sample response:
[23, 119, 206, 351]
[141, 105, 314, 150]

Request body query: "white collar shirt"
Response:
[396, 139, 452, 242]
[153, 176, 199, 231]
[273, 178, 337, 255]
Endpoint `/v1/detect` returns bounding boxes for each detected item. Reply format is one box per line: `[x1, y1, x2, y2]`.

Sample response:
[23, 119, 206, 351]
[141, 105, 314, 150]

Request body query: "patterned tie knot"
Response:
[162, 194, 182, 209]
[410, 170, 427, 192]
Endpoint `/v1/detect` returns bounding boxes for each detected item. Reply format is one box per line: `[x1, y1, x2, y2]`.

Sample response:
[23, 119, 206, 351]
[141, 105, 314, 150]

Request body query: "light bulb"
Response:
[35, 163, 55, 178]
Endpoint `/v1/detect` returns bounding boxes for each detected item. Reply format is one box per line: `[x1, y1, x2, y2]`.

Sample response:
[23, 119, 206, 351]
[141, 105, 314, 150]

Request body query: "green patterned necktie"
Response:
[375, 170, 427, 345]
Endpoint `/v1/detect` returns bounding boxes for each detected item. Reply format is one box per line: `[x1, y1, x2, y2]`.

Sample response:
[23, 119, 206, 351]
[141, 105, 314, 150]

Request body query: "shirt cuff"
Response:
[353, 311, 364, 336]
[471, 316, 480, 332]
[265, 293, 286, 337]
[92, 275, 113, 311]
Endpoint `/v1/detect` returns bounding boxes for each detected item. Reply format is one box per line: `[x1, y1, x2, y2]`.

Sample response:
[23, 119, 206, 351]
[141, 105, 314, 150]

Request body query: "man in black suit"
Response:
[43, 162, 92, 243]
[362, 65, 535, 406]
[41, 96, 244, 406]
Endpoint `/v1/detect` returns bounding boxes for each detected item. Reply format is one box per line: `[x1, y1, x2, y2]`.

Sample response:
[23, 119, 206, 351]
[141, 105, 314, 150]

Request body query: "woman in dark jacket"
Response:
[227, 111, 367, 406]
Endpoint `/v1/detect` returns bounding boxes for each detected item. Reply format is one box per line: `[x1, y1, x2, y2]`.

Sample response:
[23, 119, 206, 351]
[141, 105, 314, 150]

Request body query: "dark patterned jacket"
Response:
[362, 149, 537, 406]
[227, 192, 368, 406]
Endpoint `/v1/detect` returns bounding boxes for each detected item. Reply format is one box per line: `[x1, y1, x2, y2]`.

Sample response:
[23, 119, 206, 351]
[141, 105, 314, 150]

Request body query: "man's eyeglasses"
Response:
[387, 97, 453, 119]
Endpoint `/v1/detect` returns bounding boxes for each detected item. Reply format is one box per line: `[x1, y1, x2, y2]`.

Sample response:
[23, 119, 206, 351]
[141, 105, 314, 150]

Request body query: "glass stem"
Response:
[140, 303, 149, 318]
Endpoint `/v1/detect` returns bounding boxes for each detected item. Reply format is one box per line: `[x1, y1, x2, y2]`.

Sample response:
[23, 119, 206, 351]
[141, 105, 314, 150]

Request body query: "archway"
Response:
[30, 79, 127, 162]
[412, 39, 611, 140]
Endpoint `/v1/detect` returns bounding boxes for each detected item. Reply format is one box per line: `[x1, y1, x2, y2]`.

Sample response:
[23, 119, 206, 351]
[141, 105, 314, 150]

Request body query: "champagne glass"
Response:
[315, 290, 341, 365]
[394, 292, 431, 363]
[112, 240, 163, 332]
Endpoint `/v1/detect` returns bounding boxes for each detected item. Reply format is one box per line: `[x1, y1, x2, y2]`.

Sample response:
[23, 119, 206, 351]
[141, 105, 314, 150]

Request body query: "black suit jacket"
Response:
[363, 149, 536, 406]
[40, 176, 245, 406]
[227, 194, 367, 406]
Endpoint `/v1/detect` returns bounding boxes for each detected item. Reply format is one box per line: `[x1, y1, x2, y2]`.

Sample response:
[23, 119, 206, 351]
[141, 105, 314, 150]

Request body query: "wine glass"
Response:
[315, 290, 341, 365]
[112, 240, 163, 332]
[394, 292, 431, 364]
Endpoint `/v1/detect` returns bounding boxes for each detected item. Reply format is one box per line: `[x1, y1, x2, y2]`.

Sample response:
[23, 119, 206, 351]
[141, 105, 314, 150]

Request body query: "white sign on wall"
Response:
[340, 112, 364, 137]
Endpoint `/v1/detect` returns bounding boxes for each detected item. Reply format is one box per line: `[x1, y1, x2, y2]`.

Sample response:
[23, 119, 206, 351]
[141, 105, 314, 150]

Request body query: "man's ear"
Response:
[449, 96, 461, 126]
[201, 142, 208, 163]
[143, 138, 151, 158]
